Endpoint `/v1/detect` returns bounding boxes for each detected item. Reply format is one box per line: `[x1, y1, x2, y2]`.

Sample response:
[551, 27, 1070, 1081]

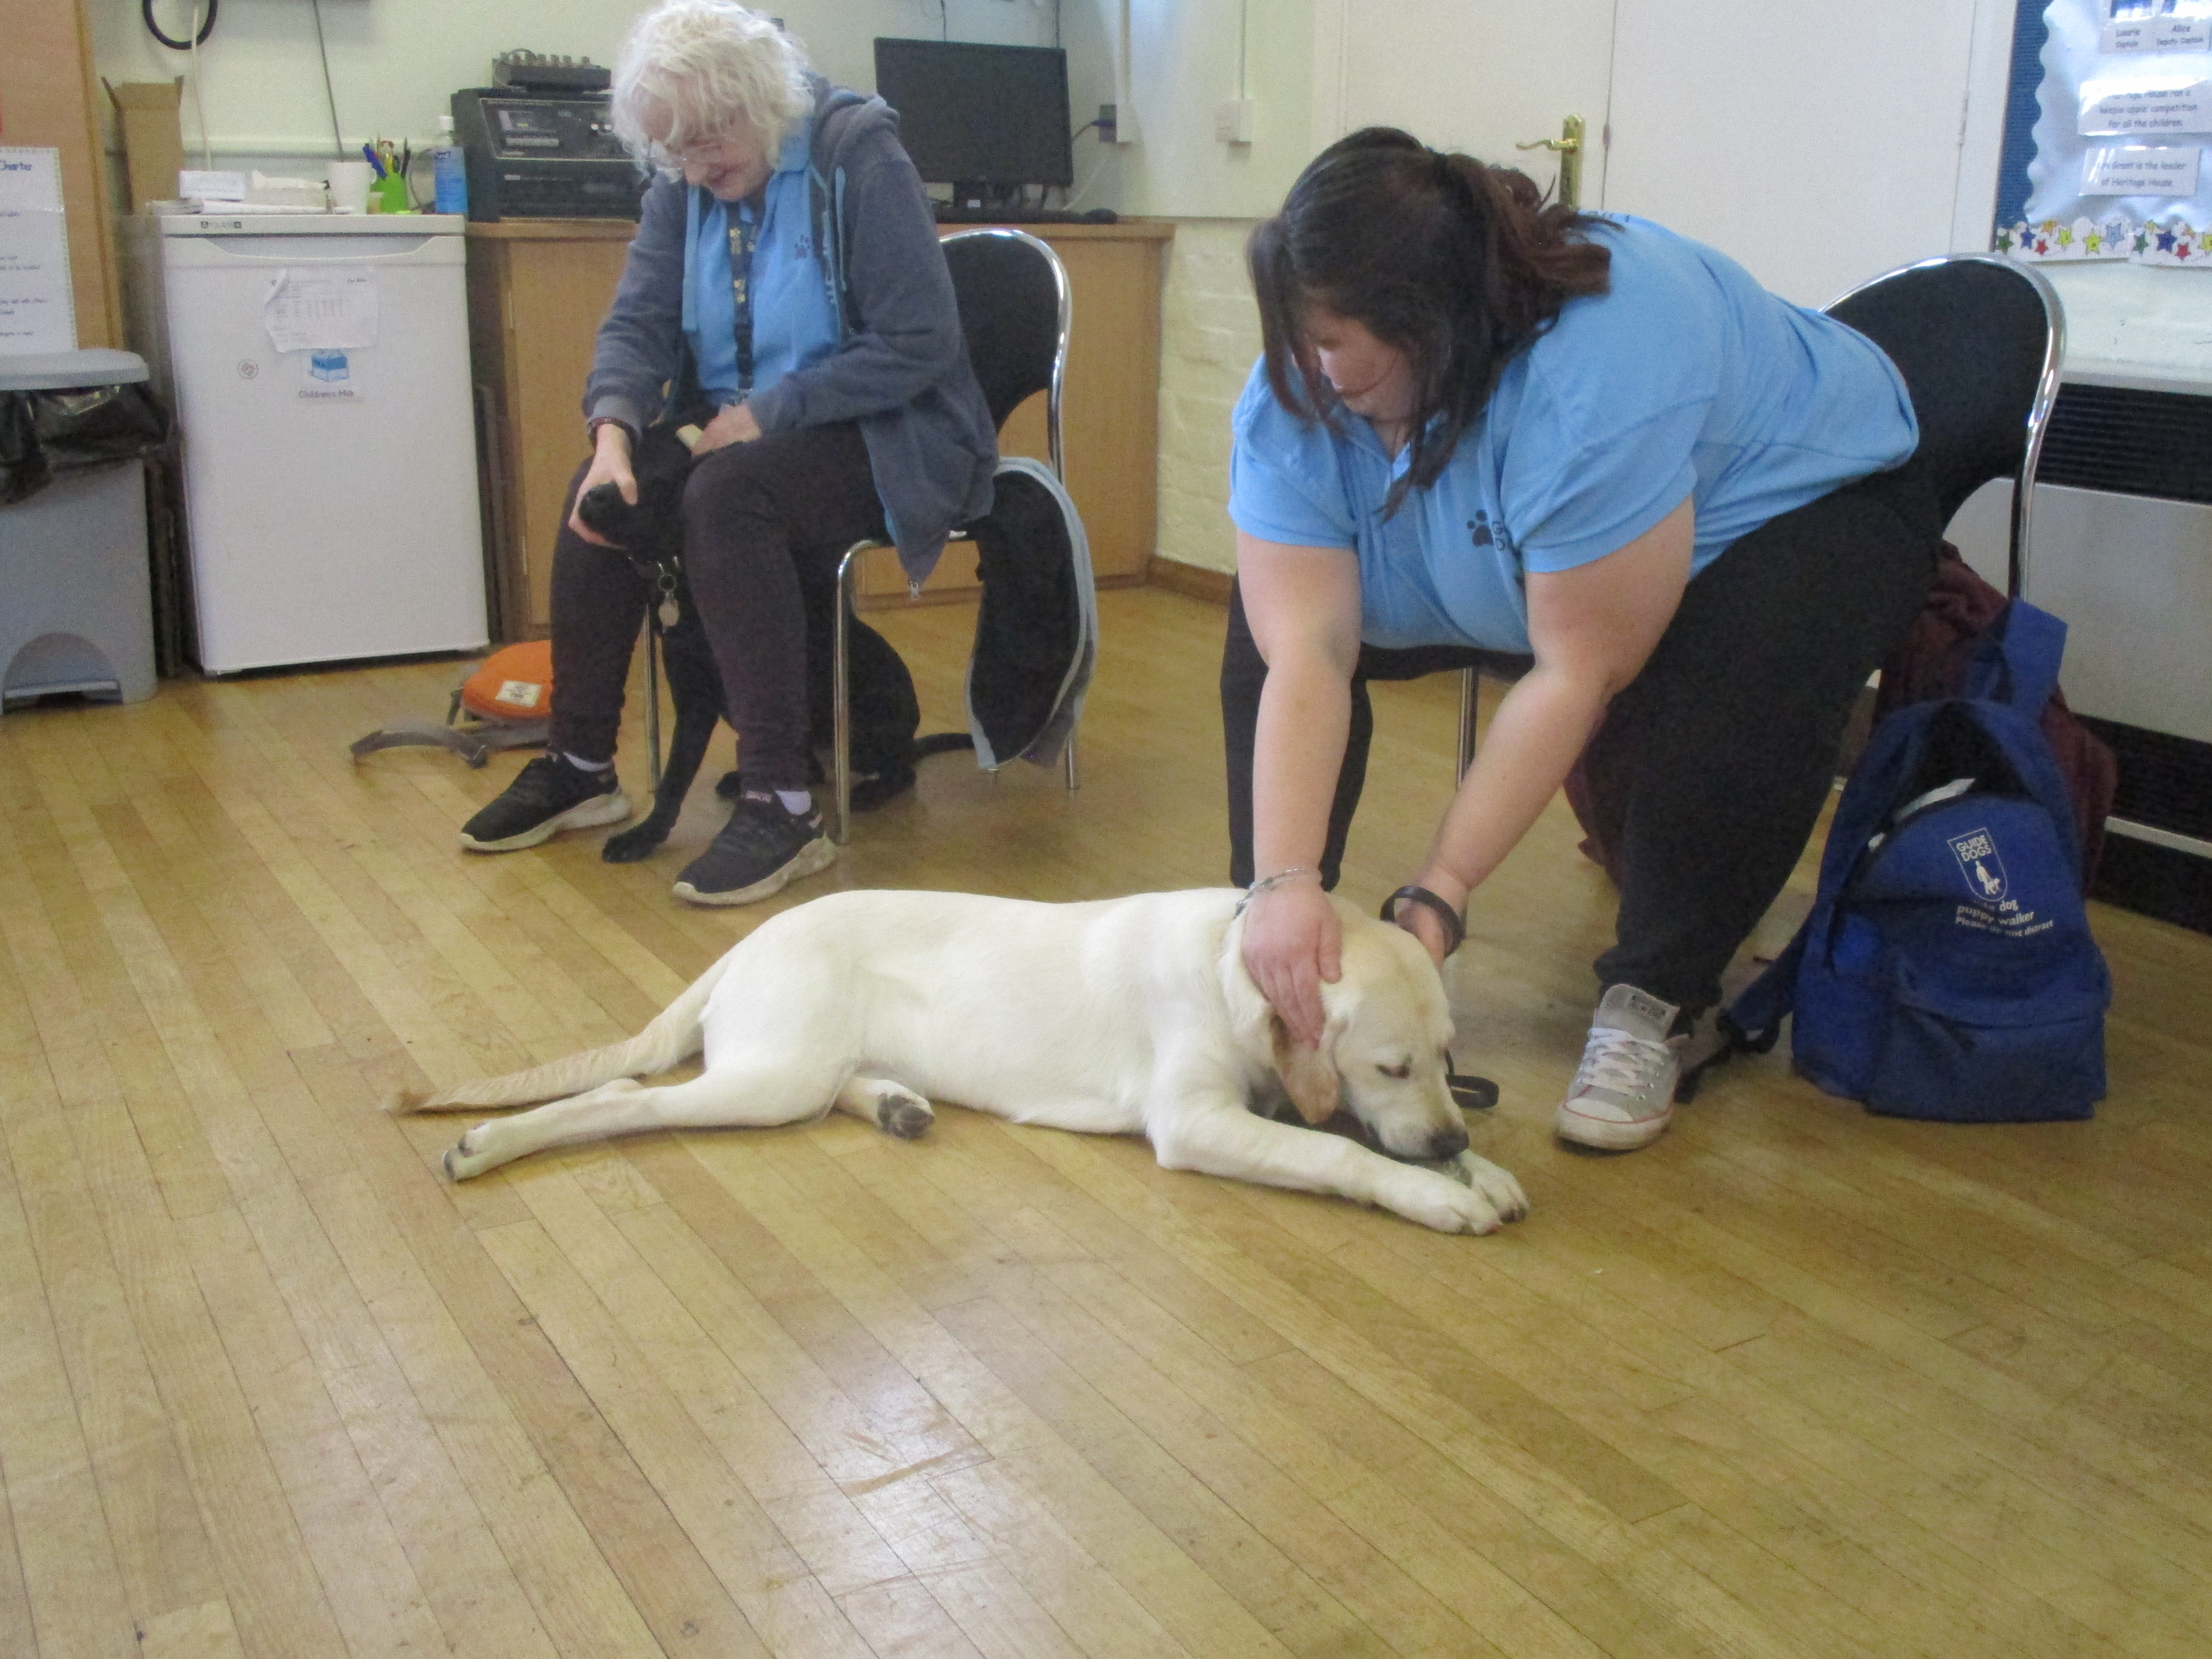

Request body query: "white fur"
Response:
[424, 888, 1527, 1234]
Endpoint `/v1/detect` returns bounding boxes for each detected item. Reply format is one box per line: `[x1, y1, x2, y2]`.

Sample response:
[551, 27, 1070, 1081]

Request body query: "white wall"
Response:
[1156, 220, 1264, 577]
[91, 0, 1067, 169]
[1116, 0, 1315, 219]
[1146, 0, 2056, 575]
[1602, 0, 1986, 307]
[1106, 0, 1334, 571]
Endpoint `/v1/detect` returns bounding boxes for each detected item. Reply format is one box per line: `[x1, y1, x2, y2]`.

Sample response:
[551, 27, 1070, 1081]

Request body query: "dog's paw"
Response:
[872, 1082, 935, 1139]
[602, 822, 670, 863]
[444, 1124, 501, 1182]
[1452, 1152, 1528, 1223]
[1382, 1165, 1512, 1234]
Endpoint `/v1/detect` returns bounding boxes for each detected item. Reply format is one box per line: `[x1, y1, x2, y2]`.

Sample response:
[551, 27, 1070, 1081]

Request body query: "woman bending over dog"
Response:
[459, 0, 996, 905]
[1227, 128, 1941, 1152]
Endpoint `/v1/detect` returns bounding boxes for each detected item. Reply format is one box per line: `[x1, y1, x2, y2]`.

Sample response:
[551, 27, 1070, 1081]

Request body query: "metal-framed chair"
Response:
[830, 226, 1076, 843]
[1821, 252, 2064, 599]
[1446, 251, 2066, 781]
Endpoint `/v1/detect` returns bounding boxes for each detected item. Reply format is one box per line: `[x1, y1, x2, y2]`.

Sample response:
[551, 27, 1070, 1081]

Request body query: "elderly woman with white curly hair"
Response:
[459, 0, 997, 905]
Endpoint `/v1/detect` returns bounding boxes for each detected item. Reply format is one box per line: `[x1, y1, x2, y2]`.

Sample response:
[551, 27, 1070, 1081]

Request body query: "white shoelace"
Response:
[1573, 1026, 1679, 1101]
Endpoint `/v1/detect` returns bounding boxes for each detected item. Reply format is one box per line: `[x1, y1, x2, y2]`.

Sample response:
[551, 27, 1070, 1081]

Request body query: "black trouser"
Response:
[1220, 462, 1945, 1014]
[545, 422, 918, 789]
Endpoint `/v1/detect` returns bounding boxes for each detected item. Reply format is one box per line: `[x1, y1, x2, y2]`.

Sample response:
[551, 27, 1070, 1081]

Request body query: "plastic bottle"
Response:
[430, 114, 469, 216]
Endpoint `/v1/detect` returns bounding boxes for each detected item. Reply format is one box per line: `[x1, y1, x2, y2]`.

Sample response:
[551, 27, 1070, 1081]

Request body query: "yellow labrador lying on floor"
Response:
[415, 888, 1527, 1234]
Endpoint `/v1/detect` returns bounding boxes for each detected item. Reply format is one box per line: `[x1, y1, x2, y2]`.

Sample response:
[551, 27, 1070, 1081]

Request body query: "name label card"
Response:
[2084, 144, 2204, 195]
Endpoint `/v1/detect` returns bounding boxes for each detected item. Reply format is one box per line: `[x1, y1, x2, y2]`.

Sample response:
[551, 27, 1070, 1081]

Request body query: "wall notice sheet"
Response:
[0, 148, 78, 353]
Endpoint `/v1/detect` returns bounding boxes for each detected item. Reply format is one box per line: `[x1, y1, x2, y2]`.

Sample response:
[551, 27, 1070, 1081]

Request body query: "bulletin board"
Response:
[1997, 0, 2212, 264]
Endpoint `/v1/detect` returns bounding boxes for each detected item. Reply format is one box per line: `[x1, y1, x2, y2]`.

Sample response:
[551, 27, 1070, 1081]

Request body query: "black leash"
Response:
[1446, 1061, 1500, 1111]
[1375, 890, 1499, 1109]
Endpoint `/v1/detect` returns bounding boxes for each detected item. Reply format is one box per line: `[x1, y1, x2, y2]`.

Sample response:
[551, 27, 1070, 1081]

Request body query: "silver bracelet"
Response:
[1235, 866, 1316, 915]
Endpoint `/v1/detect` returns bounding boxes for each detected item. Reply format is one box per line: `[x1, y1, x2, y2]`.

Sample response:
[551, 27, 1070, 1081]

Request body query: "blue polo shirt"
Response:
[683, 119, 842, 405]
[1227, 215, 1917, 653]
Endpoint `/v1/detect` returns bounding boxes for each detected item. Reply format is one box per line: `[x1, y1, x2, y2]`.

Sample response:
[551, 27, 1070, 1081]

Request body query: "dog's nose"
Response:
[1423, 1121, 1470, 1162]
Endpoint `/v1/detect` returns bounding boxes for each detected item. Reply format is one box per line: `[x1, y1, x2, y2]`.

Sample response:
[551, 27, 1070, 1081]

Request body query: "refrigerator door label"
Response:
[263, 264, 379, 352]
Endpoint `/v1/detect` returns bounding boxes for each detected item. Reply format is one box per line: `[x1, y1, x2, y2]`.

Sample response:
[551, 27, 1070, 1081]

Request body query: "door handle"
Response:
[1515, 115, 1585, 211]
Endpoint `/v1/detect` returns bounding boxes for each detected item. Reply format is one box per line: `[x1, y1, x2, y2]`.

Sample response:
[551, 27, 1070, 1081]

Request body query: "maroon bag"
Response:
[1869, 546, 2115, 882]
[1564, 544, 2117, 887]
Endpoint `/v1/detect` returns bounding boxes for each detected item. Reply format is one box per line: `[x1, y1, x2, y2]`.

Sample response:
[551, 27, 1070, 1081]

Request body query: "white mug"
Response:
[325, 160, 374, 215]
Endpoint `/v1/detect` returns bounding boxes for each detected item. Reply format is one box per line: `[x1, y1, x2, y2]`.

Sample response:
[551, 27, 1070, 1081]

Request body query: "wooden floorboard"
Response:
[2, 583, 2207, 1658]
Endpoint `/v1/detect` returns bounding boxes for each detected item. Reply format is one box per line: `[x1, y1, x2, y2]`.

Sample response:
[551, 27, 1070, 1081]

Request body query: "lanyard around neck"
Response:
[726, 204, 762, 395]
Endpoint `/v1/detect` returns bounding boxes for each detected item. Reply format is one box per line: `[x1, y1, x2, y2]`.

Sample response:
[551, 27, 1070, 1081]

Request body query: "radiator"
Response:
[1948, 368, 2212, 934]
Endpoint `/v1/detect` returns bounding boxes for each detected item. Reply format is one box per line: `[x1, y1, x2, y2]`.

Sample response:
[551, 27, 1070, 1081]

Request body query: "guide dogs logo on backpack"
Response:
[1948, 826, 2007, 902]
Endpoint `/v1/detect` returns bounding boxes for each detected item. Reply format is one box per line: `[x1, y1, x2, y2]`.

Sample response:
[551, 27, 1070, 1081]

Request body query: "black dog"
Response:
[574, 420, 960, 864]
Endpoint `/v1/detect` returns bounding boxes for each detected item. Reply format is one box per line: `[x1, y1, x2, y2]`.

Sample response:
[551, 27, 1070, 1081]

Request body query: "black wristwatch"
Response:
[1381, 884, 1465, 957]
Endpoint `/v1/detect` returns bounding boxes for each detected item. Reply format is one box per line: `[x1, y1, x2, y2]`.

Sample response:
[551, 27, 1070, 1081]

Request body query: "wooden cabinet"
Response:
[467, 217, 1172, 636]
[465, 220, 635, 638]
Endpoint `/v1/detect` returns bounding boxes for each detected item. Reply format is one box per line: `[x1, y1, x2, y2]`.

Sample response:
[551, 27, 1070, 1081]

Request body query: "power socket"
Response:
[1215, 97, 1254, 146]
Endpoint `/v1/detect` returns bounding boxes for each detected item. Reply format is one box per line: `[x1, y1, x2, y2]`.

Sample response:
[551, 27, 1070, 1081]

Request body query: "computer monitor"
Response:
[872, 38, 1073, 206]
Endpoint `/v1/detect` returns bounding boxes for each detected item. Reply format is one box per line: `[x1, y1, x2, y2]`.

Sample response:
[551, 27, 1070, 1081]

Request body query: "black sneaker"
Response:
[671, 792, 836, 906]
[458, 754, 630, 852]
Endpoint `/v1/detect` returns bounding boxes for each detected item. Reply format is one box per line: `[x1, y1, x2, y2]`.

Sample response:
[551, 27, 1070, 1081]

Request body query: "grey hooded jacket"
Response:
[583, 76, 997, 583]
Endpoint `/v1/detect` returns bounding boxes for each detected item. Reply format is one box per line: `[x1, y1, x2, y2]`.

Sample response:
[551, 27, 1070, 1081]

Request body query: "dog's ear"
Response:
[1270, 1015, 1342, 1126]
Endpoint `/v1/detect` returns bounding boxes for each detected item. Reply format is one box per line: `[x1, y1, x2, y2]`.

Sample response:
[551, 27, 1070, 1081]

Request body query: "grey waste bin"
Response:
[0, 348, 158, 705]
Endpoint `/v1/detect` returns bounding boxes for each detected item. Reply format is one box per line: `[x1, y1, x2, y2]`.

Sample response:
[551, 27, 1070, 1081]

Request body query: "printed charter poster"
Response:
[0, 148, 76, 354]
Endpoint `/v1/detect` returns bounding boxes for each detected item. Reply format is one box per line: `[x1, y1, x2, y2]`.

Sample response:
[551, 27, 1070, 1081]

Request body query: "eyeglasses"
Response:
[655, 132, 757, 171]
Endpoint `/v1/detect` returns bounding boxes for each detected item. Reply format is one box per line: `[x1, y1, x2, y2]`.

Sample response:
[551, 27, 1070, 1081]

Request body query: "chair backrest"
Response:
[941, 228, 1071, 478]
[1823, 254, 2063, 595]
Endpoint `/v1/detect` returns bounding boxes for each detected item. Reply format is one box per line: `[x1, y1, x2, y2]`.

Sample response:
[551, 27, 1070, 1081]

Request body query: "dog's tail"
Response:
[411, 955, 732, 1111]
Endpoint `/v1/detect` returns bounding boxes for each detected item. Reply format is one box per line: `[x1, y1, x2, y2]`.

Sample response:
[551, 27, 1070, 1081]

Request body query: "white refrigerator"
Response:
[123, 214, 488, 672]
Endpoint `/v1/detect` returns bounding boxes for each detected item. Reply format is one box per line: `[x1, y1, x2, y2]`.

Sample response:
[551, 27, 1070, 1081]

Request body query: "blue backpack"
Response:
[1724, 599, 2110, 1123]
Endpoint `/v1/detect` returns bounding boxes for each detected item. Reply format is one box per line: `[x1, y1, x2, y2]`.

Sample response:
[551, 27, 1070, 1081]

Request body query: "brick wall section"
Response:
[1156, 219, 1264, 576]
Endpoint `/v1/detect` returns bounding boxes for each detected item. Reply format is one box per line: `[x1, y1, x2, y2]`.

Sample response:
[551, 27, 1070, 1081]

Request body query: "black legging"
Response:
[1221, 461, 1945, 1014]
[544, 422, 918, 787]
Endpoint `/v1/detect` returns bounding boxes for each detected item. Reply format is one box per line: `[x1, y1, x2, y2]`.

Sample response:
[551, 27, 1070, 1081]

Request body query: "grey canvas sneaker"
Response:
[1555, 983, 1683, 1151]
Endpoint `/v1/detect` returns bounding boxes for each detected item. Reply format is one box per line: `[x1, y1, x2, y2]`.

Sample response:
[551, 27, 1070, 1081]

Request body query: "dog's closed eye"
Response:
[1376, 1060, 1411, 1079]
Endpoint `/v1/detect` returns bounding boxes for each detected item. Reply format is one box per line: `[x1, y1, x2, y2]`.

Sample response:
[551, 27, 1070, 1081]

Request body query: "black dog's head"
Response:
[575, 418, 703, 567]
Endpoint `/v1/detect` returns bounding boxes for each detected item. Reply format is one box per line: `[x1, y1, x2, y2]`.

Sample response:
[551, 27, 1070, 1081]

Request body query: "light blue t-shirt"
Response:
[683, 119, 842, 405]
[1227, 215, 1918, 653]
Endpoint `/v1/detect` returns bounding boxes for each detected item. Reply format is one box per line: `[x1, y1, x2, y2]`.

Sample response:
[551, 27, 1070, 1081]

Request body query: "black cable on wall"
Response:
[143, 0, 217, 52]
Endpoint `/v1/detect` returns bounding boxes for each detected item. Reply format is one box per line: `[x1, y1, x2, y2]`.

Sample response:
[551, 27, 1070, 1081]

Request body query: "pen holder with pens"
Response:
[359, 140, 415, 214]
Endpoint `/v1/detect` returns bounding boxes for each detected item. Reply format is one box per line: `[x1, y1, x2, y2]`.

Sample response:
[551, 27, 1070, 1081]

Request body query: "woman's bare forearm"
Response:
[1416, 663, 1610, 910]
[1251, 651, 1352, 881]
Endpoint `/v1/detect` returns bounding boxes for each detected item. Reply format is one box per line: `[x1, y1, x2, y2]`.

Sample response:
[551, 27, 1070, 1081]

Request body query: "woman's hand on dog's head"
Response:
[1242, 877, 1341, 1050]
[569, 422, 638, 547]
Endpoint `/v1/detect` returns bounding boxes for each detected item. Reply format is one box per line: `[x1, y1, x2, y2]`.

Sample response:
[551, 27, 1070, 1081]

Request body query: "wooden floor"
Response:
[4, 584, 2211, 1659]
